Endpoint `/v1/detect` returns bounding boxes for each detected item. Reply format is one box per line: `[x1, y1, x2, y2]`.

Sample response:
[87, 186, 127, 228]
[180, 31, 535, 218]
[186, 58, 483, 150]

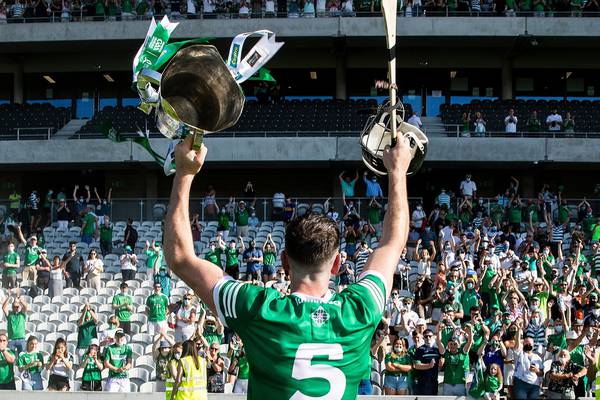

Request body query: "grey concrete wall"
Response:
[0, 136, 598, 165]
[1, 17, 600, 44]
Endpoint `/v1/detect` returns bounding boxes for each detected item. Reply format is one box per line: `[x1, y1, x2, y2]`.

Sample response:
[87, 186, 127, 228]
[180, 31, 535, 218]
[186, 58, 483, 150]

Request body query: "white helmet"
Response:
[360, 99, 428, 176]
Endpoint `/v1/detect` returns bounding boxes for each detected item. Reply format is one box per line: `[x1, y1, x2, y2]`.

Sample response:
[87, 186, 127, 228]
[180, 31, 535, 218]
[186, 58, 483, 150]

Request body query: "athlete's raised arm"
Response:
[362, 138, 411, 297]
[164, 136, 225, 313]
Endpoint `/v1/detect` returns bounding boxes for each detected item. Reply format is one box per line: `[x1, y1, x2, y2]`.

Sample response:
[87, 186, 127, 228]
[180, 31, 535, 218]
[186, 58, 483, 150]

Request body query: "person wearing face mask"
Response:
[204, 236, 225, 269]
[524, 308, 547, 356]
[513, 332, 543, 400]
[242, 240, 263, 282]
[547, 312, 569, 356]
[99, 215, 113, 256]
[547, 349, 587, 399]
[224, 237, 245, 280]
[461, 277, 480, 318]
[248, 211, 260, 228]
[175, 291, 197, 342]
[152, 332, 175, 392]
[76, 304, 98, 358]
[482, 329, 506, 375]
[336, 252, 354, 293]
[383, 338, 412, 395]
[271, 268, 290, 295]
[201, 315, 224, 346]
[93, 187, 112, 225]
[145, 239, 164, 272]
[363, 171, 383, 199]
[412, 328, 440, 395]
[206, 343, 225, 393]
[17, 336, 44, 391]
[411, 203, 427, 231]
[79, 338, 103, 391]
[460, 174, 477, 200]
[146, 283, 170, 336]
[99, 315, 120, 347]
[437, 323, 473, 396]
[112, 282, 134, 335]
[170, 340, 208, 399]
[2, 292, 28, 356]
[103, 330, 133, 392]
[262, 234, 278, 283]
[584, 300, 600, 328]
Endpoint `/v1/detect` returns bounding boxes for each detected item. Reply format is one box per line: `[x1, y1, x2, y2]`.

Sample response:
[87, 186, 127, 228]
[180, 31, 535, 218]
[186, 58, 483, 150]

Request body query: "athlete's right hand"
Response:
[175, 135, 208, 177]
[382, 135, 411, 177]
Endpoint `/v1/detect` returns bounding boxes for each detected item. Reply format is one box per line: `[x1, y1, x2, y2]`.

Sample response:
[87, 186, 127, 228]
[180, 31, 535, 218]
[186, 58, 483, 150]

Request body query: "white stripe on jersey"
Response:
[230, 283, 243, 319]
[357, 279, 384, 313]
[213, 276, 234, 327]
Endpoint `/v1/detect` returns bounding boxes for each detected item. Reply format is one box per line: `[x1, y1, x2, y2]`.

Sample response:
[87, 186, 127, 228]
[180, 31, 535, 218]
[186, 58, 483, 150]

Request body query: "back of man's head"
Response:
[285, 214, 340, 272]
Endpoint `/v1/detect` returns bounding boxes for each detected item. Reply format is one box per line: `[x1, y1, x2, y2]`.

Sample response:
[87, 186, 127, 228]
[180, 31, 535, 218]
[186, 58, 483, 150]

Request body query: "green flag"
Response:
[468, 357, 486, 399]
[248, 68, 276, 83]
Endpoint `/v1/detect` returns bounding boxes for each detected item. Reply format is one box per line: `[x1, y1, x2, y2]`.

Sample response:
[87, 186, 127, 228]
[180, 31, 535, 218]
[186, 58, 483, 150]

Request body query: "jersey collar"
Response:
[290, 290, 335, 303]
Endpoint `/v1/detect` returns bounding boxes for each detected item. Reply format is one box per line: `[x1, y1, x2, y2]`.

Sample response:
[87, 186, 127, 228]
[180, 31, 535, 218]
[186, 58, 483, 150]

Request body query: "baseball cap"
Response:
[566, 331, 579, 340]
[416, 318, 426, 326]
[206, 316, 216, 323]
[89, 338, 100, 347]
[124, 245, 132, 252]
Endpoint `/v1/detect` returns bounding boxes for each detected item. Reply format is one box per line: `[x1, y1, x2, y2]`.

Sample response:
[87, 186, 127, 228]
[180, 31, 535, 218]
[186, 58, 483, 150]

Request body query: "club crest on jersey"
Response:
[311, 306, 330, 327]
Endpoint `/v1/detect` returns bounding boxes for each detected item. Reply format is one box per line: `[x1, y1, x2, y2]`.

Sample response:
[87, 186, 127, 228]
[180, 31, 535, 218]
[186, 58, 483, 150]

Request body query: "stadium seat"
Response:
[139, 381, 156, 393]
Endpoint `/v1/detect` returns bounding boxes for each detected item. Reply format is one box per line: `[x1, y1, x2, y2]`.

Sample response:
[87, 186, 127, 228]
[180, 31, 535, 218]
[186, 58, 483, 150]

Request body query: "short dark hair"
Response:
[285, 214, 340, 271]
[120, 282, 128, 289]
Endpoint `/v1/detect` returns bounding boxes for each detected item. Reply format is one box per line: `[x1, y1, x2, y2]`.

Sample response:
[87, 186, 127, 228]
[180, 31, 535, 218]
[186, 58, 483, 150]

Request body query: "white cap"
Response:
[89, 338, 100, 347]
[416, 318, 426, 326]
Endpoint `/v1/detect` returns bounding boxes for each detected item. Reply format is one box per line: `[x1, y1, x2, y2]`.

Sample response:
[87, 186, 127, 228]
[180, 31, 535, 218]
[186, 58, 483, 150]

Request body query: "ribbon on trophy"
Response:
[122, 17, 283, 175]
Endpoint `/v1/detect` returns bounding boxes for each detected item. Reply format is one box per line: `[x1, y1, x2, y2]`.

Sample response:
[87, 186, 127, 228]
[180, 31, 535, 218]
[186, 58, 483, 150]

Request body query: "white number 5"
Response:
[290, 343, 346, 400]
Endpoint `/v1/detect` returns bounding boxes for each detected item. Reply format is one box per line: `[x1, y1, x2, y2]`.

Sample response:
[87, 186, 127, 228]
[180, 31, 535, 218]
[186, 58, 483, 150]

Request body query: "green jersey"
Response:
[104, 344, 133, 378]
[205, 248, 224, 268]
[100, 225, 113, 242]
[263, 251, 276, 267]
[18, 351, 43, 373]
[384, 352, 411, 376]
[0, 349, 14, 384]
[81, 353, 102, 381]
[213, 271, 387, 400]
[145, 248, 163, 269]
[7, 311, 26, 340]
[146, 293, 169, 322]
[217, 213, 230, 230]
[77, 318, 97, 349]
[367, 207, 381, 225]
[238, 356, 250, 379]
[3, 252, 18, 276]
[225, 247, 240, 268]
[443, 350, 469, 384]
[236, 209, 249, 227]
[25, 245, 40, 266]
[82, 213, 96, 235]
[112, 293, 134, 322]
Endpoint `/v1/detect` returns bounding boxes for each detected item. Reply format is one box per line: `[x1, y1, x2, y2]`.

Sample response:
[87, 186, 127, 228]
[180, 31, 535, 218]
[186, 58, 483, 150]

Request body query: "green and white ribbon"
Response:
[128, 18, 283, 175]
[132, 16, 178, 82]
[226, 30, 284, 84]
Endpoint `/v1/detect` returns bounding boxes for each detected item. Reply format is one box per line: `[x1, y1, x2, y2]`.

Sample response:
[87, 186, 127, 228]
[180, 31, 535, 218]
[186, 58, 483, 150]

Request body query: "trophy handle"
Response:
[192, 131, 204, 151]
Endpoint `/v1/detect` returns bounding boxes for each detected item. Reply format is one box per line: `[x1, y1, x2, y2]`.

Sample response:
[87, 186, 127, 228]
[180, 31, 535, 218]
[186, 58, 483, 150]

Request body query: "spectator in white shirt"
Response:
[407, 111, 423, 130]
[546, 109, 563, 132]
[504, 108, 518, 133]
[513, 331, 544, 399]
[411, 204, 427, 230]
[265, 0, 275, 15]
[460, 174, 477, 199]
[239, 1, 249, 16]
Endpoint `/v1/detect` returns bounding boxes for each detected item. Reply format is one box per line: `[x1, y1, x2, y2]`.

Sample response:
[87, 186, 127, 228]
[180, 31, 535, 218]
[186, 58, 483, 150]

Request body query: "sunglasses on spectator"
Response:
[424, 334, 433, 338]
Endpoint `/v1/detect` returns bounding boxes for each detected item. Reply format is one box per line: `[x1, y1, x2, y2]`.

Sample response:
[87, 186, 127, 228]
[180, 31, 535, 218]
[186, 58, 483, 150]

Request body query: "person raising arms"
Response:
[164, 135, 411, 399]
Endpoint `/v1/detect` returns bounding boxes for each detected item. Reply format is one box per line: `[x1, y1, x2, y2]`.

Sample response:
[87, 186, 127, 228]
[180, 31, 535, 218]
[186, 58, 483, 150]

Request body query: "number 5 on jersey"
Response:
[290, 343, 346, 400]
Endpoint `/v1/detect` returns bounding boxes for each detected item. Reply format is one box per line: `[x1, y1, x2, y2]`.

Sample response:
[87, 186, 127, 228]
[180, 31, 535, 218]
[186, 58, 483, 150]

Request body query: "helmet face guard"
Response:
[360, 100, 428, 176]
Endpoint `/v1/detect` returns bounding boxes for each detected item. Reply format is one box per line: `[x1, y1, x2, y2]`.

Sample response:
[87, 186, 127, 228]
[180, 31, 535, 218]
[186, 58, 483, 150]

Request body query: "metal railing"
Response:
[3, 9, 600, 24]
[0, 196, 424, 223]
[0, 127, 55, 140]
[442, 124, 600, 138]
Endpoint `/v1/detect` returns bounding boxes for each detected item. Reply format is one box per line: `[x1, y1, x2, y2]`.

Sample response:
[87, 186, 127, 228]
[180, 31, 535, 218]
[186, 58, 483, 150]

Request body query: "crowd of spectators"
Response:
[0, 0, 598, 23]
[0, 174, 598, 396]
[457, 107, 578, 136]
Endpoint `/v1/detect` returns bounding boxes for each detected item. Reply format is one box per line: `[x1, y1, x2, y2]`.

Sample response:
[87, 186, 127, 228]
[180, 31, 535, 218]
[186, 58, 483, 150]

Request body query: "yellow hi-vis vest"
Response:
[172, 356, 207, 400]
[165, 359, 176, 399]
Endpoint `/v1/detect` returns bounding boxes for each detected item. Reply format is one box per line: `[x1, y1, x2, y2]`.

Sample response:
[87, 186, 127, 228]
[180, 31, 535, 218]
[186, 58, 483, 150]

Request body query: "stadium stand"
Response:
[0, 103, 70, 140]
[441, 98, 600, 134]
[74, 99, 412, 137]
